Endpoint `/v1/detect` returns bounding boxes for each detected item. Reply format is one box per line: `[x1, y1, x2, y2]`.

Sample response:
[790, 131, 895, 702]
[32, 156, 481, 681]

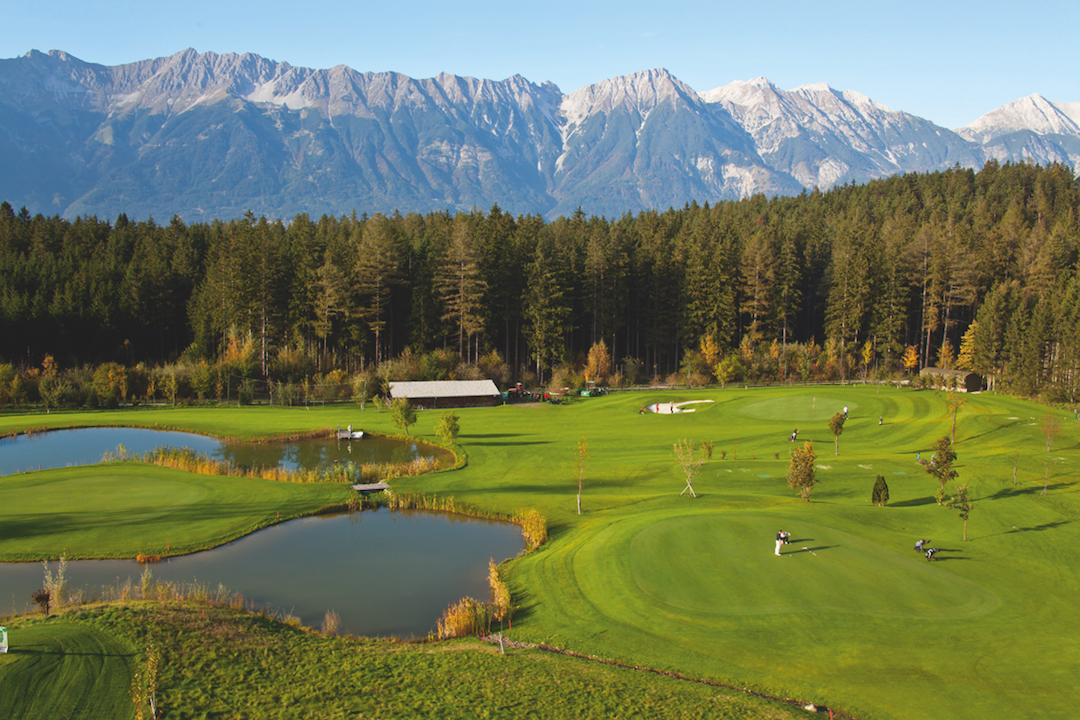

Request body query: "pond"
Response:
[0, 508, 523, 637]
[0, 427, 454, 476]
[0, 427, 513, 638]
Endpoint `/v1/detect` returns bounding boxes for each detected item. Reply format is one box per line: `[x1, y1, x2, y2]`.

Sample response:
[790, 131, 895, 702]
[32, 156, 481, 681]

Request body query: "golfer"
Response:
[775, 531, 785, 556]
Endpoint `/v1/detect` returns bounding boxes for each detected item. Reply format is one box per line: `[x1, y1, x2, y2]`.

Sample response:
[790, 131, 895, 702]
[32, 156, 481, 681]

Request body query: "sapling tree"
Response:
[435, 411, 460, 445]
[673, 438, 713, 498]
[787, 441, 818, 501]
[921, 435, 958, 505]
[946, 391, 967, 443]
[576, 434, 589, 515]
[871, 474, 890, 506]
[391, 397, 417, 435]
[948, 483, 973, 540]
[828, 412, 846, 456]
[1039, 412, 1061, 452]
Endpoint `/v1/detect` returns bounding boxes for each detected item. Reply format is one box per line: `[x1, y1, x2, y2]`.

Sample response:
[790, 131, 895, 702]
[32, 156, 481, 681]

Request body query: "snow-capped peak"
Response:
[957, 94, 1080, 141]
[560, 68, 697, 127]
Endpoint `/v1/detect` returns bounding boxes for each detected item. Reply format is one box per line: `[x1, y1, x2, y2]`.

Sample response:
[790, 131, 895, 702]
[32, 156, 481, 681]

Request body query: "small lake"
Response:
[0, 426, 511, 638]
[0, 427, 454, 476]
[0, 508, 522, 638]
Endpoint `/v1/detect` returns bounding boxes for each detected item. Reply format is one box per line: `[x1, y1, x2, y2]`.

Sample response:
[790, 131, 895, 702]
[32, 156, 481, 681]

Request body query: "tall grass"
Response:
[436, 596, 491, 639]
[102, 445, 441, 485]
[42, 553, 68, 608]
[517, 509, 547, 551]
[381, 492, 547, 552]
[489, 558, 511, 621]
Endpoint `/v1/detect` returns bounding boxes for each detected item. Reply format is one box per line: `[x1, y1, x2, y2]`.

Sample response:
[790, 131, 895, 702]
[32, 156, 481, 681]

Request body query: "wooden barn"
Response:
[919, 367, 984, 393]
[388, 380, 501, 409]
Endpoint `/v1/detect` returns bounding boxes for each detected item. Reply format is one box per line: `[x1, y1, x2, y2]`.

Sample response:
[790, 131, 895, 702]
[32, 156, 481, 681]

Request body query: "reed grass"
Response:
[436, 596, 491, 639]
[489, 558, 511, 621]
[381, 492, 547, 552]
[103, 446, 442, 485]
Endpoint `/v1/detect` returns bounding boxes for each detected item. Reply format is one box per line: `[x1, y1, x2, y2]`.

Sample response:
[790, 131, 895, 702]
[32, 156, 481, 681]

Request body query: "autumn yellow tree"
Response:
[584, 340, 612, 385]
[699, 334, 720, 378]
[902, 345, 920, 375]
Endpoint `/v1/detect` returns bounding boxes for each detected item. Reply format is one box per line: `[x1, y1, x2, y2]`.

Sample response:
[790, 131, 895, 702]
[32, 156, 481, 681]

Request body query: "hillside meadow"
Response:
[1, 384, 1078, 719]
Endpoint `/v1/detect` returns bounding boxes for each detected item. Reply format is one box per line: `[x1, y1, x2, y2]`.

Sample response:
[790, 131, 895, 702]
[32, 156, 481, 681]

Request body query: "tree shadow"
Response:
[889, 496, 937, 508]
[980, 520, 1073, 537]
[789, 545, 838, 554]
[990, 483, 1070, 500]
[461, 433, 527, 439]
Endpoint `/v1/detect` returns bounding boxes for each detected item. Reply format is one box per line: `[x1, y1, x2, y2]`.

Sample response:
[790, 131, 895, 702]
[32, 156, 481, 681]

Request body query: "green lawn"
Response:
[2, 386, 1078, 719]
[1, 604, 820, 720]
[0, 464, 353, 561]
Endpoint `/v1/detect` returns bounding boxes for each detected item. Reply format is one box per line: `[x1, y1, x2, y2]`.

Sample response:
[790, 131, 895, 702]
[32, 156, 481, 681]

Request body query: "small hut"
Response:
[919, 367, 984, 393]
[388, 380, 501, 409]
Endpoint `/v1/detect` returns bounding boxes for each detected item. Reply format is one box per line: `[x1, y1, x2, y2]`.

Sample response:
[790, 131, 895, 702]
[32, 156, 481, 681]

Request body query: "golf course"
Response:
[1, 384, 1078, 719]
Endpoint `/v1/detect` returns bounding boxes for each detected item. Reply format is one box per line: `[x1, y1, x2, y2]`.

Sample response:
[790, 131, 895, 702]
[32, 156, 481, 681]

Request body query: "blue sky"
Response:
[4, 0, 1076, 129]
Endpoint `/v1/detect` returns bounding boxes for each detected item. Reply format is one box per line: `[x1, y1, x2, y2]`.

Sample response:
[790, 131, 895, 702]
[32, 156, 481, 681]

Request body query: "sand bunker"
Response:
[646, 400, 715, 414]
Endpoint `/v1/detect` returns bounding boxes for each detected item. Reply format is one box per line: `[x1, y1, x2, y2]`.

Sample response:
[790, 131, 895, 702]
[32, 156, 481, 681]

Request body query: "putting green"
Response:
[624, 513, 998, 618]
[738, 395, 853, 422]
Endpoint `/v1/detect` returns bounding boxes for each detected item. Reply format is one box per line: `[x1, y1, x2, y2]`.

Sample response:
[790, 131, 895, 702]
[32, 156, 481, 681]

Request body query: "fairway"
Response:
[0, 464, 353, 560]
[0, 621, 133, 720]
[2, 385, 1079, 719]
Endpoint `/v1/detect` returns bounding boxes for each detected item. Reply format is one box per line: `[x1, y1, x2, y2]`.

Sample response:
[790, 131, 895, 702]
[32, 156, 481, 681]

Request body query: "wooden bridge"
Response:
[351, 482, 389, 493]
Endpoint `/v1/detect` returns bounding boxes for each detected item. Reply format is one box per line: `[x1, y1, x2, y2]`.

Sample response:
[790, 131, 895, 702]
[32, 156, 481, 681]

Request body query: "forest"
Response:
[2, 159, 1080, 406]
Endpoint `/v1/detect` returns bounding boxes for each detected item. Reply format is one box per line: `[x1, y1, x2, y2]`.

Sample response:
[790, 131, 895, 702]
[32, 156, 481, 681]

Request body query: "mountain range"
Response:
[1, 49, 1077, 221]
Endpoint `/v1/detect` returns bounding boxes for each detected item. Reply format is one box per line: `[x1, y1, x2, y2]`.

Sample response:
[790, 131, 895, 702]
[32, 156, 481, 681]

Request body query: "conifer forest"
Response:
[2, 160, 1080, 405]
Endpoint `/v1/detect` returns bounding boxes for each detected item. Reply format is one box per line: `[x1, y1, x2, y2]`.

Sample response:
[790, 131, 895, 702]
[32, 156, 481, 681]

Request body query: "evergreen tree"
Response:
[871, 474, 890, 506]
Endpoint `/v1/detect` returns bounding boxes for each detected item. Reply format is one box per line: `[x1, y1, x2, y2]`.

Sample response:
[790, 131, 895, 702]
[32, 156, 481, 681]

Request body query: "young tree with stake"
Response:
[673, 438, 713, 498]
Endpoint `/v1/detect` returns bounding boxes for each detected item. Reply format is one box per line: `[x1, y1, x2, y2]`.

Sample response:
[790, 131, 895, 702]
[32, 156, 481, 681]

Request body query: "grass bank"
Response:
[0, 602, 820, 720]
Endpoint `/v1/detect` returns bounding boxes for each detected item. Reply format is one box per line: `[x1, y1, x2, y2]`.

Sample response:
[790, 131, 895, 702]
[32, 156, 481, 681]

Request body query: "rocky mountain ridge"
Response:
[0, 48, 1075, 220]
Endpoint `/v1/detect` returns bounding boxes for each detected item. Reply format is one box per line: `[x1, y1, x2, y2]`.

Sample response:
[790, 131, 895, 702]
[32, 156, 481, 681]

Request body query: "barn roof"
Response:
[389, 380, 500, 399]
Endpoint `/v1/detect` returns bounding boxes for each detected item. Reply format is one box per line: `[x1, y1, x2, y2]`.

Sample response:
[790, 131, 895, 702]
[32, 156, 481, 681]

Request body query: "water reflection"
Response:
[216, 436, 444, 472]
[0, 428, 452, 476]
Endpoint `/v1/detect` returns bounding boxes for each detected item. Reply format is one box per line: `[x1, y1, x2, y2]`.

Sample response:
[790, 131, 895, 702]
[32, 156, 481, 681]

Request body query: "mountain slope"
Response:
[955, 94, 1080, 168]
[0, 48, 1076, 220]
[552, 69, 800, 217]
[702, 77, 983, 189]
